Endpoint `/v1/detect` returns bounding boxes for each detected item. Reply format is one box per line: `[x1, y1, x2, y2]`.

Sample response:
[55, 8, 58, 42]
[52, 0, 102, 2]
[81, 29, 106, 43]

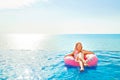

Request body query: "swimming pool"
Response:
[0, 34, 120, 80]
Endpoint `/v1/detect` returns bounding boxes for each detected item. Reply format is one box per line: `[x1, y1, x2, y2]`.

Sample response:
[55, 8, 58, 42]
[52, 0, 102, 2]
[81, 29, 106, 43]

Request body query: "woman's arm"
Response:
[64, 51, 74, 57]
[82, 50, 94, 55]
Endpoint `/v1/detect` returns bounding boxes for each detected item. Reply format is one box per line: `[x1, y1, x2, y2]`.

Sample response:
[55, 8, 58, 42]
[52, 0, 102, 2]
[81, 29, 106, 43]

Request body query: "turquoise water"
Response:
[0, 34, 120, 80]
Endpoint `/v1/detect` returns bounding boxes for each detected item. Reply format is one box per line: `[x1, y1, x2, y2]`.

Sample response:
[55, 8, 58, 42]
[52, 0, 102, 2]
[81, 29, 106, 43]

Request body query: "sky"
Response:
[0, 0, 120, 34]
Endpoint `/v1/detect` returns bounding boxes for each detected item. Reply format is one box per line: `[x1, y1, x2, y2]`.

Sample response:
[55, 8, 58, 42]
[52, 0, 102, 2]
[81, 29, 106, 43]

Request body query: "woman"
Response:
[65, 42, 94, 71]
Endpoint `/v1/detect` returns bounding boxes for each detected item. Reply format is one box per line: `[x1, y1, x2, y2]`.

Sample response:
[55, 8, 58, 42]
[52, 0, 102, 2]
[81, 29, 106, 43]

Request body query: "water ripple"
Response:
[0, 50, 120, 80]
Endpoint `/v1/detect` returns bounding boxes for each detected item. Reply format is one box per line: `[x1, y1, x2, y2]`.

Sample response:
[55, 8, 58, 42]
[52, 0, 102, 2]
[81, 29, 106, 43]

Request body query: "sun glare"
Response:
[7, 34, 47, 50]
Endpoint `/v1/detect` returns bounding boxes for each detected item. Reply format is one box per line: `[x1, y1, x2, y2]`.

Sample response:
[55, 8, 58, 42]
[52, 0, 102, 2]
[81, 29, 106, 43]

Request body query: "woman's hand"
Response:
[75, 56, 79, 62]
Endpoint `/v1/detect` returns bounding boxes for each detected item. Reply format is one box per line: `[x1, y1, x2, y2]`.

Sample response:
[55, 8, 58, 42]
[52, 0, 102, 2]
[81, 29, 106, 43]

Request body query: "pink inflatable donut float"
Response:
[64, 54, 98, 67]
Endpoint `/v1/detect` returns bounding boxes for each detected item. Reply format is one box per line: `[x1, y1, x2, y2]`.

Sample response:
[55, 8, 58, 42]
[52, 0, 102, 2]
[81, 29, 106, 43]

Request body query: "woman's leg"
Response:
[78, 53, 88, 66]
[77, 57, 84, 71]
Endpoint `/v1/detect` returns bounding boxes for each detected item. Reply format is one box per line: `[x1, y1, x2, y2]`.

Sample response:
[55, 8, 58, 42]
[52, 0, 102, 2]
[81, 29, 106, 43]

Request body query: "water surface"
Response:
[0, 34, 120, 80]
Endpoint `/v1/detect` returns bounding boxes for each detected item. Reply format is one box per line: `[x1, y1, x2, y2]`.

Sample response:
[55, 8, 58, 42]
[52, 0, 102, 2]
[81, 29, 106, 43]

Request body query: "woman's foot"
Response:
[80, 68, 84, 72]
[84, 63, 88, 66]
[83, 61, 88, 66]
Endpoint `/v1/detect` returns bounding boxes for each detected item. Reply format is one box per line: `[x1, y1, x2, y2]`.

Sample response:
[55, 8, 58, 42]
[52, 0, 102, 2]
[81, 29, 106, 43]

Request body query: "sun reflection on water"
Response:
[6, 34, 48, 50]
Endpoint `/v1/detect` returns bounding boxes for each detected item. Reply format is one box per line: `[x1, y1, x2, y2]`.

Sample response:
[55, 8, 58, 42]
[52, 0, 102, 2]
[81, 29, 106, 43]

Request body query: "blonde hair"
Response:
[74, 42, 82, 51]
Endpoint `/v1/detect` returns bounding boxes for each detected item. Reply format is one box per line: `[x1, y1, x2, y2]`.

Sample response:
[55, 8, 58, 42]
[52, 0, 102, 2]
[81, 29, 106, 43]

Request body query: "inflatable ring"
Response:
[64, 54, 98, 67]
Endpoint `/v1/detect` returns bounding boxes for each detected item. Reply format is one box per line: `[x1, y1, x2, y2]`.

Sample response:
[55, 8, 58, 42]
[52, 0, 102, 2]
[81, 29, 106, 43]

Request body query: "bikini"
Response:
[73, 50, 87, 60]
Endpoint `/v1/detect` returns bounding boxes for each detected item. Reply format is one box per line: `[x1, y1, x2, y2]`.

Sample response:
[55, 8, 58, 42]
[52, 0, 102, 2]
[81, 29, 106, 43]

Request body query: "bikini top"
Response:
[73, 50, 87, 60]
[73, 50, 79, 58]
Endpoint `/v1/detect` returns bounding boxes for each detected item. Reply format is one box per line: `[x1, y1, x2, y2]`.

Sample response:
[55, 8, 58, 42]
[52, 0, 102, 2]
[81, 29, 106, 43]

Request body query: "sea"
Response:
[0, 34, 120, 80]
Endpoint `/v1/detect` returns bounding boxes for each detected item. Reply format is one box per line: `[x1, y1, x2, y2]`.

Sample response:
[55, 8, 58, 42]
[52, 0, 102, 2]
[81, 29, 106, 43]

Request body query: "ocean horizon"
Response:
[0, 34, 120, 51]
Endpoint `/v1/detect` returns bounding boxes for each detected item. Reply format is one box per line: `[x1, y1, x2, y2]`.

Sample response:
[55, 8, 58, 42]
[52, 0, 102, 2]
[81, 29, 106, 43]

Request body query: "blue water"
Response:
[0, 34, 120, 80]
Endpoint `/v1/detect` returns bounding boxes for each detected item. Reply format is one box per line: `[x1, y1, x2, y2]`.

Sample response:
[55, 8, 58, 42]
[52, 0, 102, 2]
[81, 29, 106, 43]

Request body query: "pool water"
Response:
[0, 50, 120, 80]
[0, 34, 120, 80]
